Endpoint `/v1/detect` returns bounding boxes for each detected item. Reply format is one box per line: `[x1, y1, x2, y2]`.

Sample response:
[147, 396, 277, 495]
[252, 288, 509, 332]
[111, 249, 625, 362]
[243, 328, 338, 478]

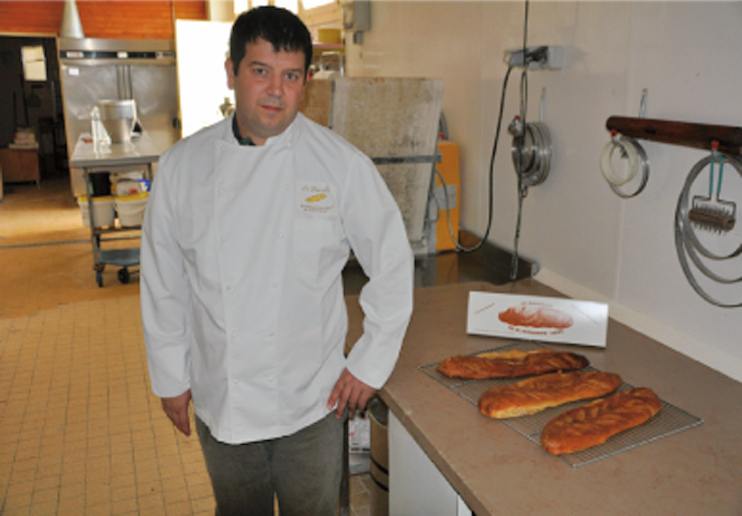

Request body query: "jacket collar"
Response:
[221, 113, 304, 149]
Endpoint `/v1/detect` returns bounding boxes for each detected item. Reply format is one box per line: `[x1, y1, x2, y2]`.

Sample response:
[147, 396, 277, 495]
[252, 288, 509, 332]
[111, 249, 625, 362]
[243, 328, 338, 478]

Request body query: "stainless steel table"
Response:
[69, 131, 160, 287]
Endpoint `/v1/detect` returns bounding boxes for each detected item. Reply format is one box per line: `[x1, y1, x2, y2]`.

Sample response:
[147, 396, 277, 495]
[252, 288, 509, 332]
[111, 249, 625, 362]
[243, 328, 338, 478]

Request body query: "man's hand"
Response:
[161, 390, 193, 436]
[327, 369, 376, 419]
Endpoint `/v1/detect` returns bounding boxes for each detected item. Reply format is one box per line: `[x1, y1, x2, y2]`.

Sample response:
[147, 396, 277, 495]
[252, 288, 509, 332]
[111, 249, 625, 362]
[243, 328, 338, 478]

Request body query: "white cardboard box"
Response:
[467, 291, 609, 348]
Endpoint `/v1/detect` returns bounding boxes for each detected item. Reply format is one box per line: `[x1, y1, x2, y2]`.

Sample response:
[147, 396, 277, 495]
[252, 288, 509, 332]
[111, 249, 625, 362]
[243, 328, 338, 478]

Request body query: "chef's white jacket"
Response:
[140, 113, 414, 444]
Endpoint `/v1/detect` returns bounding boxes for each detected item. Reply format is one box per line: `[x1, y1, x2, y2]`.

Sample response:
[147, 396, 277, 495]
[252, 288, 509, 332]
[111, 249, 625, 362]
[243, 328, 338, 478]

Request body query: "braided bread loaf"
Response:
[437, 349, 589, 380]
[541, 387, 664, 455]
[477, 370, 622, 419]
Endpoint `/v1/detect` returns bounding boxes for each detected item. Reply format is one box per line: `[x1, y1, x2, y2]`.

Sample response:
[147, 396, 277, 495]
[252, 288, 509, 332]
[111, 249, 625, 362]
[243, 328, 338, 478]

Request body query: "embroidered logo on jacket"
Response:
[305, 193, 327, 203]
[298, 183, 335, 215]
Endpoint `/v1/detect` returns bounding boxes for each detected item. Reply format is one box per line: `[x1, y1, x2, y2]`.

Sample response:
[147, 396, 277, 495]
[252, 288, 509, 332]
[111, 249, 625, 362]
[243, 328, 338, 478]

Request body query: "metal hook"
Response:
[539, 87, 546, 123]
[610, 130, 628, 159]
[639, 89, 648, 119]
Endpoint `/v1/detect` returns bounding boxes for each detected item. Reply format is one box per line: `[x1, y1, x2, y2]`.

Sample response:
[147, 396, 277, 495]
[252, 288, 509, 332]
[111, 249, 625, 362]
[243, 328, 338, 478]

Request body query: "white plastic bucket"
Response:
[77, 195, 115, 228]
[114, 192, 148, 227]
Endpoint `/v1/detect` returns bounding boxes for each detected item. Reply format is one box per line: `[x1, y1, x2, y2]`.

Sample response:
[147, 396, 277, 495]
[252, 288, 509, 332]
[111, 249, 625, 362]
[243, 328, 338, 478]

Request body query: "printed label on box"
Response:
[467, 292, 608, 348]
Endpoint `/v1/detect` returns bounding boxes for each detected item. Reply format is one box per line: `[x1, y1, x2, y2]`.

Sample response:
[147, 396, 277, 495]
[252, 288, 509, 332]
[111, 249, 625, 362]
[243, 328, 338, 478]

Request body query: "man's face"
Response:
[226, 38, 306, 145]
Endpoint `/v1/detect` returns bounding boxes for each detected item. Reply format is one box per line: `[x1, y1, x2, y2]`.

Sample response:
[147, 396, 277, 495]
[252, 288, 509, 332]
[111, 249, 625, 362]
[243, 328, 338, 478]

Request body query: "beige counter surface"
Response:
[347, 280, 742, 515]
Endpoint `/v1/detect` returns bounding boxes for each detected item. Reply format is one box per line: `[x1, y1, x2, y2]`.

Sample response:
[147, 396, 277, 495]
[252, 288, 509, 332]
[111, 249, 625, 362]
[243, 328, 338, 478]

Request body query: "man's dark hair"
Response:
[229, 6, 313, 77]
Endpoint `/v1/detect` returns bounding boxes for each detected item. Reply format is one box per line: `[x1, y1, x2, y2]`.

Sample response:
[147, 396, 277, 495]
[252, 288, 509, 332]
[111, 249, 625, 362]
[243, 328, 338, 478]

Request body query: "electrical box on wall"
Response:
[503, 46, 564, 70]
[342, 0, 370, 44]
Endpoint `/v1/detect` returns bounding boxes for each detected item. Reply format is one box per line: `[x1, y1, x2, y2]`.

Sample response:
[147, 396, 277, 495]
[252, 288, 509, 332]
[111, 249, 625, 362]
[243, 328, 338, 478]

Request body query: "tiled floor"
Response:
[0, 296, 215, 515]
[0, 179, 375, 515]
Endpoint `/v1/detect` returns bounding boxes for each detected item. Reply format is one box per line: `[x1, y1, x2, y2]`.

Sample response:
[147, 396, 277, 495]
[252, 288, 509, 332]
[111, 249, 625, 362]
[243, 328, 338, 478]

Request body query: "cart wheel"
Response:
[96, 270, 104, 288]
[118, 268, 130, 284]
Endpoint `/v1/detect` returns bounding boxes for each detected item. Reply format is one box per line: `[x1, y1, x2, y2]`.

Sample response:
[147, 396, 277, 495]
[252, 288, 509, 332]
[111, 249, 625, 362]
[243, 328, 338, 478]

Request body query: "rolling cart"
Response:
[69, 131, 160, 287]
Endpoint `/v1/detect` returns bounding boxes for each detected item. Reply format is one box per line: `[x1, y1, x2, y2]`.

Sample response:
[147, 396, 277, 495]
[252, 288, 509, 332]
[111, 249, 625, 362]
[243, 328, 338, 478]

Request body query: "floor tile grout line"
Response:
[0, 240, 91, 250]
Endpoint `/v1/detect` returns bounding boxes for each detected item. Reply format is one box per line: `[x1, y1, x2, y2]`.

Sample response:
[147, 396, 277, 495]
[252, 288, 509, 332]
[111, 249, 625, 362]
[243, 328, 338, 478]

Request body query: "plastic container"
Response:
[110, 170, 143, 183]
[91, 106, 101, 143]
[77, 195, 115, 228]
[110, 171, 149, 196]
[90, 106, 110, 145]
[114, 178, 149, 196]
[114, 192, 148, 227]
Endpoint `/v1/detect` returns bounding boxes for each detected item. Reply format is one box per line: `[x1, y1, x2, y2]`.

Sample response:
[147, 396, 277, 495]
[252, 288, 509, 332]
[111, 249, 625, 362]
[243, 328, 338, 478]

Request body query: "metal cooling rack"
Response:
[419, 341, 703, 467]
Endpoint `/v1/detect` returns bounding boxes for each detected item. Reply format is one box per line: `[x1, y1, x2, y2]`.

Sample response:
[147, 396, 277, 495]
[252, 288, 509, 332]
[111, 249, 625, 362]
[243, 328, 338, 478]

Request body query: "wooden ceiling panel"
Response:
[0, 0, 207, 40]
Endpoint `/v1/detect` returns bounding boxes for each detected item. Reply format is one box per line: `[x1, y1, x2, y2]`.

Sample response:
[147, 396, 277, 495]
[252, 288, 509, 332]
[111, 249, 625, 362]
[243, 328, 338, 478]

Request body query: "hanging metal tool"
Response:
[688, 141, 736, 232]
[674, 141, 742, 307]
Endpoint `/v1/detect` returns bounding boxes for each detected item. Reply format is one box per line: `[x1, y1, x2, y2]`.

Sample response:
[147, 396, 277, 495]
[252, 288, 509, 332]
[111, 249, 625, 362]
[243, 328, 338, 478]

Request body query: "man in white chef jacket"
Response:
[140, 6, 413, 515]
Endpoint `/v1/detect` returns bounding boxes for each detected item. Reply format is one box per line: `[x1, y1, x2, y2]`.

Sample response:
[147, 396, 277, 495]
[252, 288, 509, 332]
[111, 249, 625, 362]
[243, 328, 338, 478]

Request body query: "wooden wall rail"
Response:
[0, 0, 207, 40]
[606, 116, 742, 156]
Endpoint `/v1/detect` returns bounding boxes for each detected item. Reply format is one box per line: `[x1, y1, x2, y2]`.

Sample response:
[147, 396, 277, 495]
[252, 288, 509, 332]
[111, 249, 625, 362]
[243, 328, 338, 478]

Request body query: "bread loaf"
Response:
[498, 305, 573, 329]
[540, 387, 664, 455]
[477, 370, 622, 419]
[437, 349, 589, 380]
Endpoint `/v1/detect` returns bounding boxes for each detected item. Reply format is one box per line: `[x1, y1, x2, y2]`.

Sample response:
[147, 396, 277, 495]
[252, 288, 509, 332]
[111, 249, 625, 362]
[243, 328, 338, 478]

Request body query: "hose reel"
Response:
[509, 116, 553, 187]
[507, 85, 553, 188]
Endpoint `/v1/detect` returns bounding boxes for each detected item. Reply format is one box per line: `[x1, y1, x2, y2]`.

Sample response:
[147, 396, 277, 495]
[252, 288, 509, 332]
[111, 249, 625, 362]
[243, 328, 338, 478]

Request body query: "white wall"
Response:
[345, 1, 742, 382]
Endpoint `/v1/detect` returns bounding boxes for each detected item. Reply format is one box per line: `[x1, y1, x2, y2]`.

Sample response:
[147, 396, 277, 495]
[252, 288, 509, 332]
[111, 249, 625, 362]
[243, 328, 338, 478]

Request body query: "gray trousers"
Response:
[196, 412, 345, 516]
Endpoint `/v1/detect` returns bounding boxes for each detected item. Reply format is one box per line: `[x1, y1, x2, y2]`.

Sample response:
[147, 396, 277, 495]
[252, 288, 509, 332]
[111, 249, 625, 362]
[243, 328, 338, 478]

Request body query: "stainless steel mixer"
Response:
[98, 99, 138, 143]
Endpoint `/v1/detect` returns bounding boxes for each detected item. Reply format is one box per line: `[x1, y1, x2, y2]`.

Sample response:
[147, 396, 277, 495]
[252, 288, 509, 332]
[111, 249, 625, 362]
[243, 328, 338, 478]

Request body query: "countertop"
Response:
[346, 280, 742, 515]
[69, 131, 160, 169]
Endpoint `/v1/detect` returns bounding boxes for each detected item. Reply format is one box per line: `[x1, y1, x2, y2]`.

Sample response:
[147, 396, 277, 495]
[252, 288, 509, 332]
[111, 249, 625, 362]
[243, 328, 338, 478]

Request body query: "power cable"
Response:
[435, 0, 533, 277]
[436, 64, 515, 253]
[510, 0, 530, 281]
